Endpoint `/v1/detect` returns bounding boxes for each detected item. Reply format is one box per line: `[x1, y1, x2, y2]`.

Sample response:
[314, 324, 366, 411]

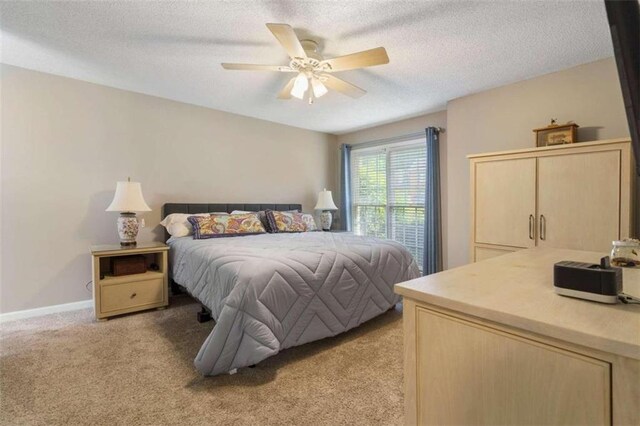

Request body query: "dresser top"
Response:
[395, 247, 640, 360]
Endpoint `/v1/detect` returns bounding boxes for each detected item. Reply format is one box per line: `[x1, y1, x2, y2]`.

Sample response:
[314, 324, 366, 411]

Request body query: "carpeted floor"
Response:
[0, 296, 404, 425]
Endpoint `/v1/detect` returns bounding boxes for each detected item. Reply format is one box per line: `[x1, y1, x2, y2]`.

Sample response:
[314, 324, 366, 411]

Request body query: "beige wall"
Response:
[337, 58, 631, 270]
[337, 111, 447, 145]
[1, 65, 338, 313]
[336, 111, 448, 266]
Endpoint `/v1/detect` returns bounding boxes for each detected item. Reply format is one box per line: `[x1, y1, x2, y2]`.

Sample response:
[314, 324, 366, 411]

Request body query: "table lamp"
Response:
[106, 178, 151, 246]
[314, 188, 338, 231]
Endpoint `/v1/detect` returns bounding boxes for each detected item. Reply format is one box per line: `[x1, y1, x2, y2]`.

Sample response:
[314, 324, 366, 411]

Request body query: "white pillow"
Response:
[160, 212, 226, 237]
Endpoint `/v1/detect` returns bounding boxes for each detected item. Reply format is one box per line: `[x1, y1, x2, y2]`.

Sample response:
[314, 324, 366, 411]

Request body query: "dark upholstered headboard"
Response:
[161, 203, 302, 241]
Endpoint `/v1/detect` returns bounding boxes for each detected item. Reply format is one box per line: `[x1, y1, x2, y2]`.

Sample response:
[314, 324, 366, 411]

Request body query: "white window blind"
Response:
[350, 141, 426, 271]
[389, 146, 426, 269]
[351, 148, 387, 238]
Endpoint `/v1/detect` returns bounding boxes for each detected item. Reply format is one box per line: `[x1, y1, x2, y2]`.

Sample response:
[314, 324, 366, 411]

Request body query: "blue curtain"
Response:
[423, 127, 442, 275]
[339, 144, 352, 231]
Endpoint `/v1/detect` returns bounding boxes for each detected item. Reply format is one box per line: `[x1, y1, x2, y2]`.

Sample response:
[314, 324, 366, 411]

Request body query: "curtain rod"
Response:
[346, 127, 445, 150]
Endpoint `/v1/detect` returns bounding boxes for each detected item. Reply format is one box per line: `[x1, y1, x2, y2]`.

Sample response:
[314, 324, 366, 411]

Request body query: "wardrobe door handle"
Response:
[540, 215, 546, 241]
[529, 215, 534, 240]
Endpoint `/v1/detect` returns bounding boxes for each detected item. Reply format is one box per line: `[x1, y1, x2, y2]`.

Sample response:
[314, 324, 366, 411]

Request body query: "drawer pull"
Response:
[528, 215, 534, 240]
[130, 292, 137, 299]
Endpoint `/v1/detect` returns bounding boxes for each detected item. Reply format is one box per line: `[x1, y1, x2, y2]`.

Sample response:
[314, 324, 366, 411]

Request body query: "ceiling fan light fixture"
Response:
[291, 73, 309, 99]
[311, 77, 328, 98]
[290, 85, 305, 99]
[221, 23, 390, 102]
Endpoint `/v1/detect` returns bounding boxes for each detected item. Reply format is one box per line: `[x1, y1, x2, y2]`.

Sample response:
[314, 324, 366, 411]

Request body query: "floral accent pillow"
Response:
[232, 209, 300, 233]
[187, 213, 266, 239]
[160, 212, 227, 237]
[301, 213, 318, 231]
[265, 210, 318, 233]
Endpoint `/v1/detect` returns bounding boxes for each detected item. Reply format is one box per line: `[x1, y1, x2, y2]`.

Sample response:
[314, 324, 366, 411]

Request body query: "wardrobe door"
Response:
[537, 150, 620, 252]
[473, 158, 537, 248]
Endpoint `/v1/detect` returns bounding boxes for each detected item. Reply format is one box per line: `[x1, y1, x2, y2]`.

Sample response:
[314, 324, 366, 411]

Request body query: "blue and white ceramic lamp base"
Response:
[320, 211, 333, 231]
[117, 212, 141, 246]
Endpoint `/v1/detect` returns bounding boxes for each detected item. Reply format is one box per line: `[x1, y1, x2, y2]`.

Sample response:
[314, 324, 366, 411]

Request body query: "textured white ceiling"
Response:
[0, 1, 613, 134]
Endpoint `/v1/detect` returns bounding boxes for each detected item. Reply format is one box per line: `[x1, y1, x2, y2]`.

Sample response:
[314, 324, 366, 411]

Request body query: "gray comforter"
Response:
[169, 232, 421, 376]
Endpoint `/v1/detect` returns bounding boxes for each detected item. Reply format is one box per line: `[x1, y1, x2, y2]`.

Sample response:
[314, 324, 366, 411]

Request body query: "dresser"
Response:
[395, 248, 639, 425]
[469, 139, 636, 262]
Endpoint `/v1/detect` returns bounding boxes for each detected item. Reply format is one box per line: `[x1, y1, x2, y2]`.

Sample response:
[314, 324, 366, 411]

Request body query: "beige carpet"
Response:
[0, 296, 404, 425]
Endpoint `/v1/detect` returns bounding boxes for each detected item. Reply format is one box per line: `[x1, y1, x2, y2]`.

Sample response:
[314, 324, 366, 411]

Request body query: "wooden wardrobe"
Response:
[469, 139, 636, 262]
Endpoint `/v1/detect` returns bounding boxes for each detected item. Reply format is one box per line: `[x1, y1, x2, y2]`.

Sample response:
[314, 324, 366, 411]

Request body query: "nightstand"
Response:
[90, 242, 169, 321]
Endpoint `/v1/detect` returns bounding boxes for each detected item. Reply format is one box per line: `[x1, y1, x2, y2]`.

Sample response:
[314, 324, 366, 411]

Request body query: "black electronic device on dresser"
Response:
[554, 256, 622, 304]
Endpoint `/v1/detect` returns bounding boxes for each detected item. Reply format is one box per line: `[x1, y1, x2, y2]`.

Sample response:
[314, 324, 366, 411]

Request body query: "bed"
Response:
[162, 203, 421, 376]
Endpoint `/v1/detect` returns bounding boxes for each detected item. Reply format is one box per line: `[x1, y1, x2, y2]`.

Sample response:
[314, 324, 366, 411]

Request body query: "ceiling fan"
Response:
[221, 23, 390, 104]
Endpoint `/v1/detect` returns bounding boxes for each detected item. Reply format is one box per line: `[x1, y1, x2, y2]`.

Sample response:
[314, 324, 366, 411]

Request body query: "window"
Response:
[351, 148, 387, 238]
[350, 141, 426, 270]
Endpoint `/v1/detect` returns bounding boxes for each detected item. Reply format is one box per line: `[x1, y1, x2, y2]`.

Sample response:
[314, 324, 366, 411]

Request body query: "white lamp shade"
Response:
[106, 181, 151, 212]
[314, 188, 338, 211]
[311, 78, 328, 98]
[291, 73, 309, 99]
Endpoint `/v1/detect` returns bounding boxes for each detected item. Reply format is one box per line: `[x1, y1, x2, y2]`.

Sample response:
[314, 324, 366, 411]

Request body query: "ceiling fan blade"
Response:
[221, 63, 294, 72]
[321, 74, 366, 98]
[321, 47, 389, 72]
[266, 23, 307, 60]
[277, 77, 297, 99]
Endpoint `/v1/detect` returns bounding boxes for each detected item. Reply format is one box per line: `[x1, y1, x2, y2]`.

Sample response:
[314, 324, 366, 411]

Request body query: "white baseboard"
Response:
[0, 299, 93, 323]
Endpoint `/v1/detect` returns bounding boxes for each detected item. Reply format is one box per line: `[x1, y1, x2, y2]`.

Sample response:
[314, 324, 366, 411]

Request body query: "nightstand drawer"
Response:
[100, 278, 164, 313]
